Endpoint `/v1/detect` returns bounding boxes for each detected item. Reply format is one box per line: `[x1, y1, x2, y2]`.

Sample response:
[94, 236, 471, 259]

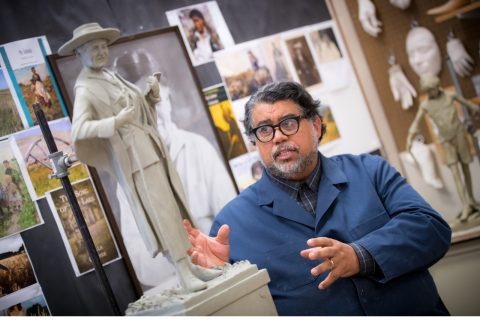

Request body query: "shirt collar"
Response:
[265, 151, 322, 196]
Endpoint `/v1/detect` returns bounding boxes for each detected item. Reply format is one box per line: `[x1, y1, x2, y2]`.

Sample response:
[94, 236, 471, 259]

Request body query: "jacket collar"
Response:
[256, 153, 348, 229]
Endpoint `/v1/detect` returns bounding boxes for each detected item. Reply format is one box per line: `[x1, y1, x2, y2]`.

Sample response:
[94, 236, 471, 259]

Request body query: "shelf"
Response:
[435, 1, 480, 23]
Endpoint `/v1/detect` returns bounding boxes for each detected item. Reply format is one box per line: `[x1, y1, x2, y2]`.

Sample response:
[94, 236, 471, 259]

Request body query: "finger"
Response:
[215, 224, 230, 245]
[319, 270, 340, 290]
[184, 219, 200, 237]
[300, 248, 315, 259]
[188, 234, 196, 247]
[391, 86, 400, 101]
[307, 237, 334, 248]
[311, 259, 332, 276]
[408, 84, 417, 97]
[187, 247, 194, 256]
[460, 59, 473, 72]
[191, 251, 200, 266]
[307, 247, 336, 260]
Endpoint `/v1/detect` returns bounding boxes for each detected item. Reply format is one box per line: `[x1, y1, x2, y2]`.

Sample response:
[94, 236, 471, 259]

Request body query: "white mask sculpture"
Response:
[58, 23, 222, 293]
[390, 0, 412, 10]
[406, 27, 442, 77]
[446, 38, 474, 78]
[357, 0, 382, 37]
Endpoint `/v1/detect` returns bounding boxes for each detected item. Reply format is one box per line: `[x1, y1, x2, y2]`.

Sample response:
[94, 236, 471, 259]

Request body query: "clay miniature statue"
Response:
[58, 23, 220, 292]
[407, 73, 480, 221]
[406, 27, 442, 78]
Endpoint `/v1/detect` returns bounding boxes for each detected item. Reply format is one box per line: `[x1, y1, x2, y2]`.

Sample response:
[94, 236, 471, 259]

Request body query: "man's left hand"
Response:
[146, 76, 160, 96]
[300, 237, 360, 290]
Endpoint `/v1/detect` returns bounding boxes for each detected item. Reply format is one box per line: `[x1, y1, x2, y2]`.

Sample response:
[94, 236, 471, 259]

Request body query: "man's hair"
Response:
[31, 67, 35, 70]
[3, 160, 9, 163]
[243, 81, 327, 146]
[189, 9, 204, 21]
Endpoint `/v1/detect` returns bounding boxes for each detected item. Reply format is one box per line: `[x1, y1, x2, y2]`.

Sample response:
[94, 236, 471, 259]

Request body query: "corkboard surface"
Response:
[345, 0, 480, 152]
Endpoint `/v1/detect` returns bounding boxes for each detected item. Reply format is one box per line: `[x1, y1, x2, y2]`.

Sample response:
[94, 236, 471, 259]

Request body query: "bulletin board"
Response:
[345, 0, 480, 152]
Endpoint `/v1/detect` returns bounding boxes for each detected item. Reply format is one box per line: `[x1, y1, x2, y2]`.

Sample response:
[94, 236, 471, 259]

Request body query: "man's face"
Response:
[252, 100, 322, 180]
[78, 39, 109, 69]
[3, 162, 10, 169]
[406, 29, 441, 77]
[192, 16, 205, 33]
[31, 68, 36, 74]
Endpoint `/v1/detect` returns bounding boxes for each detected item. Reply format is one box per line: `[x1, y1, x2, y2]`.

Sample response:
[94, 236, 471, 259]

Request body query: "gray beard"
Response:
[262, 130, 318, 180]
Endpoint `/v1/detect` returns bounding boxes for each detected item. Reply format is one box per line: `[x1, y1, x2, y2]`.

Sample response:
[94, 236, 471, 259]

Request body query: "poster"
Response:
[0, 65, 24, 138]
[10, 118, 89, 200]
[0, 235, 37, 301]
[229, 152, 264, 192]
[261, 36, 293, 81]
[0, 284, 50, 316]
[46, 178, 121, 276]
[166, 1, 235, 66]
[0, 36, 68, 128]
[214, 41, 273, 102]
[0, 139, 43, 241]
[204, 85, 248, 160]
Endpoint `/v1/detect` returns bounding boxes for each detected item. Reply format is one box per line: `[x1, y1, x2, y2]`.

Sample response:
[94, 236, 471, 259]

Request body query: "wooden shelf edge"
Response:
[435, 1, 480, 23]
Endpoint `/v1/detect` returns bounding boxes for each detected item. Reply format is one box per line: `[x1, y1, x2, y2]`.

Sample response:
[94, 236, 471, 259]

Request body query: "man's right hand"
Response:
[184, 219, 230, 269]
[115, 105, 135, 128]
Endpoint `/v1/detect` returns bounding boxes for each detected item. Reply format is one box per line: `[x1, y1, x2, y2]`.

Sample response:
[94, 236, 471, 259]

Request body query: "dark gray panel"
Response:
[195, 62, 223, 89]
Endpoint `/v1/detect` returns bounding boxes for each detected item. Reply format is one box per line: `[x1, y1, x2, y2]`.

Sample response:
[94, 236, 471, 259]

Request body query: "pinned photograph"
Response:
[309, 28, 342, 65]
[215, 45, 273, 101]
[0, 37, 68, 128]
[166, 1, 235, 66]
[46, 178, 121, 276]
[229, 152, 263, 192]
[0, 235, 37, 300]
[317, 99, 341, 147]
[284, 35, 322, 90]
[0, 65, 24, 138]
[10, 118, 89, 200]
[1, 292, 50, 316]
[0, 139, 43, 241]
[261, 37, 293, 81]
[204, 85, 248, 160]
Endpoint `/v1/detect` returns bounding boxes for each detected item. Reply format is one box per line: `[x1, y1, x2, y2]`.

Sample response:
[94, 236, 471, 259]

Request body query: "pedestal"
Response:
[125, 261, 278, 316]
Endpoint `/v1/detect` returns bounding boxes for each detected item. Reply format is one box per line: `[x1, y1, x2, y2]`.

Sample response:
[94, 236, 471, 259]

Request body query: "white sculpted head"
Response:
[406, 27, 442, 77]
[76, 38, 110, 70]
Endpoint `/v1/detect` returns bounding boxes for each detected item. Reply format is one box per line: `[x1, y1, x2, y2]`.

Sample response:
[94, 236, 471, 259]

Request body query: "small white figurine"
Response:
[357, 0, 382, 37]
[389, 0, 412, 10]
[446, 38, 474, 78]
[406, 27, 442, 77]
[405, 136, 444, 189]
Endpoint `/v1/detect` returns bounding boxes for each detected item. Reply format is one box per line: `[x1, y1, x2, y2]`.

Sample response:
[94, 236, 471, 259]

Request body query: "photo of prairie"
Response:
[0, 140, 42, 240]
[2, 293, 50, 316]
[215, 45, 273, 101]
[0, 236, 37, 299]
[0, 67, 24, 137]
[49, 179, 120, 275]
[12, 63, 65, 125]
[13, 118, 89, 199]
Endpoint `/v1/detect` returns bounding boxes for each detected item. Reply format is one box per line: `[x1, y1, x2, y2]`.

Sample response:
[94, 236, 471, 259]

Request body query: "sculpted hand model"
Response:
[407, 73, 480, 221]
[58, 23, 220, 292]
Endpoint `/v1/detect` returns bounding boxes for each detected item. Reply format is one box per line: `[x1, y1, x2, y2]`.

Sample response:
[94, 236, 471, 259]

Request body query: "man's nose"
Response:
[271, 127, 288, 144]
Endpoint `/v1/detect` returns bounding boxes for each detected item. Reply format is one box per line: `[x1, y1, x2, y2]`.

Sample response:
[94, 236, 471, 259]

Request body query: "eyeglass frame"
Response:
[251, 115, 306, 143]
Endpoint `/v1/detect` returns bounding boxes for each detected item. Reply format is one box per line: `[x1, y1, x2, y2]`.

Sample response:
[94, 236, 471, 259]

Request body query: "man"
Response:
[189, 9, 221, 62]
[185, 81, 451, 315]
[58, 23, 219, 292]
[407, 73, 480, 221]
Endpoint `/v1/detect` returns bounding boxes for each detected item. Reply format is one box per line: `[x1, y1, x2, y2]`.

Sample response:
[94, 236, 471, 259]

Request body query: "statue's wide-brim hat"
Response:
[58, 23, 120, 56]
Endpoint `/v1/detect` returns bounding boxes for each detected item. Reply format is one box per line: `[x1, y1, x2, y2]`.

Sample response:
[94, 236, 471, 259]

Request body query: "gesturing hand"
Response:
[115, 104, 135, 129]
[358, 0, 382, 37]
[447, 38, 474, 78]
[301, 237, 360, 290]
[184, 219, 230, 269]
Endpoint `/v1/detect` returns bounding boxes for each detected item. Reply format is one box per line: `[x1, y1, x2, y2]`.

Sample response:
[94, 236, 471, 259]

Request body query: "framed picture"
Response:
[46, 25, 238, 296]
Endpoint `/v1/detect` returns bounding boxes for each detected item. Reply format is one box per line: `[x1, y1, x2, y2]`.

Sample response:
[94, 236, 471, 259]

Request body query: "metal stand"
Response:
[446, 55, 480, 165]
[32, 103, 121, 316]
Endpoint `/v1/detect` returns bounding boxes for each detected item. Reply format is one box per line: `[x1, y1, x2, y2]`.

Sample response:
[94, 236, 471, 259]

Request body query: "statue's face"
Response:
[78, 39, 109, 69]
[406, 28, 442, 77]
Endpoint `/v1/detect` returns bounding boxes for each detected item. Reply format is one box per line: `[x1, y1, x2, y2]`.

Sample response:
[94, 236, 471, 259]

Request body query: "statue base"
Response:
[125, 261, 278, 316]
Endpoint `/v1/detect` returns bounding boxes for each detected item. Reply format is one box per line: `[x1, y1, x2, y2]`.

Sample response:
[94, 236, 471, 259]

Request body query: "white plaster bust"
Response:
[406, 27, 442, 77]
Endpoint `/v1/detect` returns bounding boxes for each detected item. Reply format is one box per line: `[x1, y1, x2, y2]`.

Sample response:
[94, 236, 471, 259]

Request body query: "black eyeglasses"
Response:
[251, 115, 305, 143]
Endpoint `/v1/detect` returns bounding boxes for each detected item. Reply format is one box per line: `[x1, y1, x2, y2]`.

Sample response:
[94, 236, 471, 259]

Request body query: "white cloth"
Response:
[35, 81, 51, 103]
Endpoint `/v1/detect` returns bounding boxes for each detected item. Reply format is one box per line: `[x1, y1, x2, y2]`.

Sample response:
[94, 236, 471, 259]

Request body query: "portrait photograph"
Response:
[0, 139, 42, 241]
[215, 44, 273, 101]
[0, 235, 37, 300]
[261, 36, 293, 81]
[47, 178, 121, 276]
[10, 118, 89, 200]
[0, 66, 24, 138]
[228, 151, 263, 192]
[284, 35, 322, 91]
[2, 292, 50, 316]
[309, 27, 342, 65]
[166, 1, 235, 66]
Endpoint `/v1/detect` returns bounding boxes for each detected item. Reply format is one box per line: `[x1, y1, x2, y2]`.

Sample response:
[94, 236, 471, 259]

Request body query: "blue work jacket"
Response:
[210, 153, 451, 316]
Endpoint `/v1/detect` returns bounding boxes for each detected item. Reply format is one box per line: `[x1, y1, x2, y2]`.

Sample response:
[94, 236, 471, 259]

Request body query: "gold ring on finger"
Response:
[330, 259, 335, 269]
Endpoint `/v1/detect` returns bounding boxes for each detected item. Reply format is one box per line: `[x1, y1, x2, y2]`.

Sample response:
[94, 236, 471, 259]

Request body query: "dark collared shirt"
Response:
[265, 152, 379, 277]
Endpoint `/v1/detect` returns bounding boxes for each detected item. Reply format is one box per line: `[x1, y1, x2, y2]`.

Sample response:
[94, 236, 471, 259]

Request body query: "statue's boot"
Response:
[177, 258, 207, 292]
[459, 204, 473, 222]
[185, 257, 223, 281]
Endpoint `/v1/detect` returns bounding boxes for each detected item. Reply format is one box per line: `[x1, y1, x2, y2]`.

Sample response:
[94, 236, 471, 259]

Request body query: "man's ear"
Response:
[313, 115, 323, 139]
